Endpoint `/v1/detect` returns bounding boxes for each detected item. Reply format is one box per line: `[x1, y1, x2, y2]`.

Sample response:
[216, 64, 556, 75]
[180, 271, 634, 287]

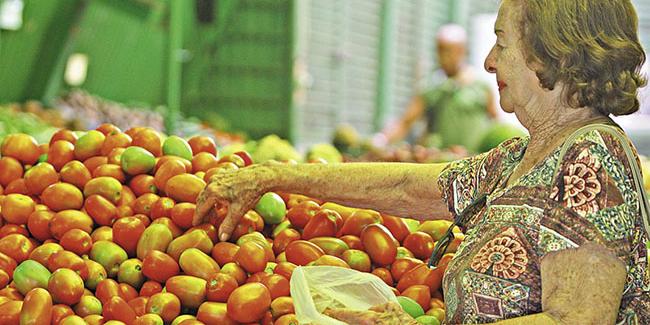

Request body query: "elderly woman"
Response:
[193, 0, 649, 323]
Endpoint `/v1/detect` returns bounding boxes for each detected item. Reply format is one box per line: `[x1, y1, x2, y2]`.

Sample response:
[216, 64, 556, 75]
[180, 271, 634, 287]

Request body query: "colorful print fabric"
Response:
[438, 128, 649, 324]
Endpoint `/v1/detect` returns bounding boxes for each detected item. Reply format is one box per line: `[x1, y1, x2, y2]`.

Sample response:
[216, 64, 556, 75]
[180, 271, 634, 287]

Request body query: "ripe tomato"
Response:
[92, 164, 126, 183]
[24, 162, 59, 195]
[235, 241, 268, 274]
[371, 267, 394, 286]
[0, 223, 29, 238]
[403, 232, 435, 260]
[1, 133, 39, 165]
[42, 182, 84, 212]
[285, 200, 319, 229]
[50, 210, 93, 239]
[0, 234, 34, 263]
[284, 240, 324, 266]
[0, 251, 17, 277]
[48, 268, 84, 305]
[20, 288, 53, 325]
[112, 217, 146, 257]
[273, 262, 297, 281]
[74, 295, 103, 317]
[311, 255, 350, 268]
[4, 178, 28, 195]
[48, 250, 89, 280]
[132, 193, 160, 217]
[83, 176, 123, 205]
[150, 197, 175, 220]
[1, 193, 35, 225]
[0, 157, 23, 187]
[191, 152, 219, 173]
[260, 274, 291, 299]
[142, 250, 179, 283]
[107, 147, 126, 165]
[308, 237, 349, 257]
[170, 202, 195, 230]
[131, 128, 163, 157]
[166, 229, 213, 261]
[338, 209, 382, 237]
[155, 156, 192, 174]
[50, 129, 78, 145]
[128, 296, 149, 316]
[165, 275, 207, 309]
[302, 209, 341, 240]
[339, 235, 364, 250]
[396, 264, 443, 294]
[360, 224, 398, 266]
[139, 281, 163, 297]
[91, 226, 114, 242]
[150, 217, 182, 238]
[390, 257, 424, 282]
[118, 185, 136, 207]
[95, 123, 122, 136]
[275, 314, 299, 325]
[101, 133, 132, 156]
[381, 214, 411, 243]
[95, 279, 121, 305]
[48, 140, 75, 171]
[51, 304, 75, 324]
[211, 242, 239, 266]
[205, 273, 238, 302]
[164, 174, 206, 203]
[196, 302, 236, 325]
[82, 156, 108, 174]
[0, 300, 23, 325]
[60, 161, 91, 189]
[188, 136, 217, 156]
[178, 248, 219, 281]
[130, 175, 158, 197]
[401, 285, 431, 310]
[103, 296, 137, 323]
[270, 296, 294, 319]
[84, 259, 107, 291]
[145, 292, 181, 323]
[272, 229, 301, 255]
[227, 283, 272, 323]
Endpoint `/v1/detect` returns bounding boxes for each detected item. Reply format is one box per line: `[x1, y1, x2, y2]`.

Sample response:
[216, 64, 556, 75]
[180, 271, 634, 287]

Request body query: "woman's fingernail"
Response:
[220, 233, 229, 242]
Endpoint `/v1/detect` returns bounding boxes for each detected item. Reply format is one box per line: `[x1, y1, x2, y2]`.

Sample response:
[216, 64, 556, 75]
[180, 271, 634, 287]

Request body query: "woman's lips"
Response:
[498, 81, 507, 91]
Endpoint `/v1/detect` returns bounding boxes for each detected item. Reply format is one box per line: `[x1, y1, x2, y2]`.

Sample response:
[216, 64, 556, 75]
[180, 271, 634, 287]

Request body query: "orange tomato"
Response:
[220, 263, 247, 285]
[0, 156, 23, 187]
[128, 296, 149, 317]
[0, 251, 18, 277]
[381, 214, 411, 243]
[150, 217, 182, 238]
[339, 235, 364, 250]
[84, 194, 118, 226]
[131, 128, 162, 157]
[401, 285, 431, 310]
[211, 242, 240, 266]
[0, 234, 34, 263]
[95, 123, 122, 136]
[142, 250, 179, 283]
[0, 300, 23, 325]
[227, 283, 271, 323]
[273, 262, 297, 281]
[112, 217, 146, 257]
[59, 161, 92, 189]
[150, 197, 175, 220]
[154, 156, 192, 174]
[41, 182, 84, 212]
[205, 273, 238, 303]
[95, 279, 121, 305]
[103, 296, 137, 324]
[130, 175, 157, 197]
[49, 129, 78, 146]
[234, 241, 268, 274]
[1, 133, 40, 165]
[27, 242, 62, 269]
[48, 140, 75, 171]
[170, 202, 195, 230]
[270, 296, 294, 319]
[302, 209, 342, 239]
[260, 274, 290, 299]
[165, 275, 207, 309]
[164, 174, 206, 203]
[311, 255, 350, 268]
[51, 304, 75, 325]
[188, 136, 217, 156]
[196, 302, 237, 325]
[145, 292, 181, 323]
[101, 133, 132, 156]
[84, 259, 107, 291]
[340, 249, 372, 272]
[1, 193, 35, 224]
[166, 229, 213, 261]
[286, 200, 320, 229]
[4, 178, 28, 195]
[153, 160, 186, 193]
[403, 232, 435, 260]
[390, 257, 424, 282]
[0, 223, 28, 237]
[284, 240, 324, 266]
[107, 147, 126, 165]
[90, 226, 114, 242]
[191, 152, 219, 173]
[20, 288, 52, 325]
[338, 209, 382, 237]
[50, 210, 94, 239]
[273, 229, 301, 255]
[139, 281, 163, 297]
[74, 130, 106, 161]
[59, 229, 93, 256]
[92, 164, 127, 184]
[48, 268, 85, 305]
[275, 314, 299, 325]
[360, 224, 398, 267]
[48, 250, 89, 280]
[396, 264, 443, 294]
[131, 193, 160, 217]
[178, 248, 219, 281]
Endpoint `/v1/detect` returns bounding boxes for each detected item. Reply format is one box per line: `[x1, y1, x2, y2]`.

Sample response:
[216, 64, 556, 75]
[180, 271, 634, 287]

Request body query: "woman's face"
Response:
[484, 1, 547, 119]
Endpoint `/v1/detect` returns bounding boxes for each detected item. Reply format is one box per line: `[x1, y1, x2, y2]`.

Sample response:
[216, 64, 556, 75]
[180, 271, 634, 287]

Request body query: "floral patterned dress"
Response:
[438, 127, 650, 324]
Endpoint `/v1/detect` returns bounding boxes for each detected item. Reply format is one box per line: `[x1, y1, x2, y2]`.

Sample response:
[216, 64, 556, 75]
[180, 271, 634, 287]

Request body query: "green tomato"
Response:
[416, 315, 441, 325]
[162, 136, 193, 161]
[255, 192, 286, 225]
[90, 240, 128, 278]
[13, 260, 51, 295]
[397, 296, 425, 319]
[121, 146, 155, 175]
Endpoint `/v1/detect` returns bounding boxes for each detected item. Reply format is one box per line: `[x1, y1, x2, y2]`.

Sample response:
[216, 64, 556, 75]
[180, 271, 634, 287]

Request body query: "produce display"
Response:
[0, 125, 462, 325]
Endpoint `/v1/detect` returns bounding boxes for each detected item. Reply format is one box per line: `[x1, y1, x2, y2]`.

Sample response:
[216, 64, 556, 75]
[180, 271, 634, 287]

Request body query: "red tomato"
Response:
[220, 263, 247, 285]
[103, 296, 137, 323]
[381, 214, 411, 243]
[396, 264, 443, 294]
[275, 314, 300, 325]
[401, 285, 431, 310]
[273, 262, 297, 281]
[0, 223, 29, 238]
[339, 235, 364, 251]
[154, 160, 187, 191]
[95, 279, 121, 305]
[48, 268, 85, 305]
[139, 281, 163, 297]
[302, 209, 342, 240]
[92, 164, 127, 184]
[227, 283, 272, 323]
[150, 197, 175, 220]
[131, 193, 160, 217]
[338, 209, 383, 237]
[142, 250, 179, 283]
[211, 242, 239, 266]
[196, 302, 237, 325]
[171, 202, 196, 230]
[59, 161, 91, 189]
[20, 288, 53, 325]
[1, 193, 35, 224]
[0, 234, 34, 263]
[403, 232, 435, 260]
[101, 132, 132, 156]
[165, 275, 207, 309]
[24, 162, 59, 195]
[0, 251, 17, 277]
[360, 224, 398, 267]
[340, 249, 372, 272]
[0, 300, 23, 324]
[51, 304, 75, 325]
[206, 273, 238, 302]
[371, 267, 394, 286]
[50, 210, 93, 240]
[390, 257, 424, 282]
[112, 217, 146, 257]
[59, 229, 93, 256]
[178, 248, 220, 281]
[166, 229, 213, 261]
[41, 182, 84, 212]
[260, 274, 291, 299]
[234, 241, 268, 274]
[311, 255, 350, 268]
[285, 200, 320, 229]
[273, 229, 301, 255]
[145, 292, 181, 323]
[48, 140, 75, 171]
[0, 157, 23, 187]
[128, 296, 149, 316]
[48, 250, 89, 280]
[284, 240, 324, 266]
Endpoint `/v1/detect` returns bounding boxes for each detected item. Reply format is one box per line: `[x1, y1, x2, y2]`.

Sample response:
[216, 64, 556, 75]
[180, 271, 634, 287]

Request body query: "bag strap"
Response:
[553, 123, 650, 245]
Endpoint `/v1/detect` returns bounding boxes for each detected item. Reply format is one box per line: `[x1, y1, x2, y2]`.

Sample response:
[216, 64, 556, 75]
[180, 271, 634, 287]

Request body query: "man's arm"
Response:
[194, 162, 451, 241]
[383, 96, 426, 144]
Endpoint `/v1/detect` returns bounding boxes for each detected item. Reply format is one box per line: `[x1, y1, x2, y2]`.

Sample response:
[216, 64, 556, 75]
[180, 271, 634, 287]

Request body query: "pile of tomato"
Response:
[0, 124, 463, 325]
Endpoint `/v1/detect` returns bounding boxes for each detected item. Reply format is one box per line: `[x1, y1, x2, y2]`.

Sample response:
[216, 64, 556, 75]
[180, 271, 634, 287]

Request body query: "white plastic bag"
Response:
[290, 266, 398, 325]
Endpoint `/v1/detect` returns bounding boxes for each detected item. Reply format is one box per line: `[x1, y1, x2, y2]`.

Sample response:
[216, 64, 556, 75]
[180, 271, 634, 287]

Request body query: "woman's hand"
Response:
[192, 164, 273, 241]
[323, 302, 418, 325]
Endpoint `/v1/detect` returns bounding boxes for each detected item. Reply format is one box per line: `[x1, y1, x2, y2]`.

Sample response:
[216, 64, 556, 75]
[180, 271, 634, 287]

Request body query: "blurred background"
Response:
[1, 0, 650, 162]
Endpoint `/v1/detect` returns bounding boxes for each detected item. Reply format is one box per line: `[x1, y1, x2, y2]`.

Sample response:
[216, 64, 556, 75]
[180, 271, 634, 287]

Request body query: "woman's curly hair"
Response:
[517, 0, 647, 116]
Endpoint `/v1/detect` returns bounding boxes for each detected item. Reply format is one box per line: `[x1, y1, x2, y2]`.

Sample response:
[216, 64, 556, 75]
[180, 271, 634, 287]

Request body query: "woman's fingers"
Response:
[217, 201, 246, 242]
[193, 186, 220, 226]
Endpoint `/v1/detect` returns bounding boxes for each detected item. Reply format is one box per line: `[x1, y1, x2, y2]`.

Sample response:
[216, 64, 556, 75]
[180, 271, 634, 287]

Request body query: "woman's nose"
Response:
[484, 47, 497, 73]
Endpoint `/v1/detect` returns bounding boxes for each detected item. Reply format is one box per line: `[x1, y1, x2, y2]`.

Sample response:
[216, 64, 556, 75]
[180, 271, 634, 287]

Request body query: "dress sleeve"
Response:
[437, 137, 526, 223]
